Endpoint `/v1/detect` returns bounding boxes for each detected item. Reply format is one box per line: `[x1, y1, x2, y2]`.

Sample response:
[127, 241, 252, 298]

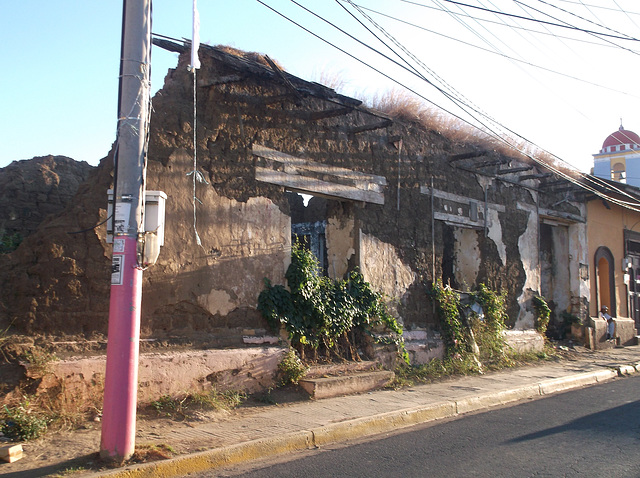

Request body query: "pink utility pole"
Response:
[100, 0, 152, 462]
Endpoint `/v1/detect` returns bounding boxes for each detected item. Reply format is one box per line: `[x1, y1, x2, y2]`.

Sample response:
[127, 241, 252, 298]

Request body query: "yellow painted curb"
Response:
[455, 385, 539, 414]
[312, 402, 456, 446]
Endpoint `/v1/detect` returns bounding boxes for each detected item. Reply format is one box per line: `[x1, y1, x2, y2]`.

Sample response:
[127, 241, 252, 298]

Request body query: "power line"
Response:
[438, 0, 640, 41]
[349, 3, 639, 97]
[392, 0, 640, 51]
[531, 0, 638, 41]
[511, 0, 640, 54]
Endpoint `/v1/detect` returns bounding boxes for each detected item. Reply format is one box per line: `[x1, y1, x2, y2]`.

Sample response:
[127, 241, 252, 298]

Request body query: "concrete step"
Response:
[304, 360, 378, 379]
[299, 370, 395, 399]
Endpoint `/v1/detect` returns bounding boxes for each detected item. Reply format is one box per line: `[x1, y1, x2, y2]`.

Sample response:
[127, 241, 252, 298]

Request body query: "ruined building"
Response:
[0, 40, 591, 362]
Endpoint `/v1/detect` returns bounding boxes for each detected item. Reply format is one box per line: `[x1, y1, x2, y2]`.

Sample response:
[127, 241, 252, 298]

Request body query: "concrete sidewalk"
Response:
[5, 345, 640, 478]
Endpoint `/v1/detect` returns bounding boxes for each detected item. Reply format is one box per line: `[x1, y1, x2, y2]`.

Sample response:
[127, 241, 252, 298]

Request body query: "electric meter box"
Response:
[106, 189, 167, 245]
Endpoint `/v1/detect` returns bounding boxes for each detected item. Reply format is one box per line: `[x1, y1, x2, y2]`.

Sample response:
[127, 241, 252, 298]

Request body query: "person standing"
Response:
[599, 306, 615, 341]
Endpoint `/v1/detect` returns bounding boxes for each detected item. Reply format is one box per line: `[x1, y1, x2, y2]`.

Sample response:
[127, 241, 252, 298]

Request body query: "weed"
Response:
[131, 443, 175, 462]
[256, 387, 277, 405]
[50, 466, 87, 477]
[1, 399, 49, 441]
[150, 388, 247, 419]
[258, 242, 407, 363]
[532, 296, 551, 336]
[277, 349, 308, 386]
[0, 231, 22, 254]
[21, 347, 58, 378]
[150, 395, 187, 418]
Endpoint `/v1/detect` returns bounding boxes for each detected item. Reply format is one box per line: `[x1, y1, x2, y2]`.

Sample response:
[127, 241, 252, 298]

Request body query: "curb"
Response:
[85, 367, 630, 478]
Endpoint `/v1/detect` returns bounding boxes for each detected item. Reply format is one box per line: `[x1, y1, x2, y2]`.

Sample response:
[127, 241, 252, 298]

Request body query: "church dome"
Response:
[601, 125, 640, 153]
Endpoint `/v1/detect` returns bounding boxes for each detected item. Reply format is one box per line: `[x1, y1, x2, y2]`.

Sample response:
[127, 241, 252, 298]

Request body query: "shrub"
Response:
[258, 242, 407, 363]
[277, 349, 309, 385]
[532, 296, 551, 335]
[1, 400, 49, 441]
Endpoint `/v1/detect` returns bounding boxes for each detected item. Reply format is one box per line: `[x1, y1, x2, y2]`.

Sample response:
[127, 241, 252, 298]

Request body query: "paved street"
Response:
[208, 374, 640, 477]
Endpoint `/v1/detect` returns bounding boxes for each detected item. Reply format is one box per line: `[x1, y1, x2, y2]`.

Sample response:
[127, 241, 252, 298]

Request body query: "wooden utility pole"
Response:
[100, 0, 152, 462]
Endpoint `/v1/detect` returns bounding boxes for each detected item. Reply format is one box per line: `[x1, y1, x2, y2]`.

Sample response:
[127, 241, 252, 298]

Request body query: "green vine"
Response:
[258, 242, 408, 364]
[431, 281, 510, 370]
[471, 284, 508, 363]
[432, 281, 467, 358]
[532, 295, 551, 335]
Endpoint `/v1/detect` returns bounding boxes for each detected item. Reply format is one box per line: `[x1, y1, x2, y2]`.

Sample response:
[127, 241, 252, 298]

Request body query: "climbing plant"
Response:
[471, 284, 508, 363]
[432, 280, 467, 359]
[532, 295, 551, 336]
[258, 242, 407, 363]
[431, 281, 510, 369]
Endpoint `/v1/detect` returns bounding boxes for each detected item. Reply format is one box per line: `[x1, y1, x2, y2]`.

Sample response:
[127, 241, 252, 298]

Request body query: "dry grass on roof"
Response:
[215, 45, 285, 70]
[361, 88, 577, 171]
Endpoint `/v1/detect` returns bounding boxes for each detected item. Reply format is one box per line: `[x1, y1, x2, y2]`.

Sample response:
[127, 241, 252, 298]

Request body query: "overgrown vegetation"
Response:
[277, 349, 309, 386]
[1, 398, 50, 441]
[394, 281, 515, 386]
[150, 388, 247, 420]
[258, 241, 407, 364]
[364, 88, 575, 177]
[0, 231, 22, 254]
[532, 295, 551, 335]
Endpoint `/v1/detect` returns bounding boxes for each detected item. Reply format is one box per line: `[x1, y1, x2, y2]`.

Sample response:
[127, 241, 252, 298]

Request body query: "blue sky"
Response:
[2, 1, 640, 173]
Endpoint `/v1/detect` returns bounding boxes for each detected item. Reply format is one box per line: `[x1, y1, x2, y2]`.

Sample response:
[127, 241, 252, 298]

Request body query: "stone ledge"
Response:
[299, 370, 395, 399]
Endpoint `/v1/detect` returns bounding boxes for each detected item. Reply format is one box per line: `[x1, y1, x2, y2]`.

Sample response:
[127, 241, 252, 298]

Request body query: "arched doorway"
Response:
[594, 246, 616, 315]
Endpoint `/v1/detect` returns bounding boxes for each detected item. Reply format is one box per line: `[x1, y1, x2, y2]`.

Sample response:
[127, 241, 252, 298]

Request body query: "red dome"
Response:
[602, 127, 640, 149]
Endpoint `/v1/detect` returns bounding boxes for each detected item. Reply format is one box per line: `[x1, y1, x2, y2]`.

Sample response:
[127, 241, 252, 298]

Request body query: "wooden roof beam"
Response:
[519, 173, 552, 181]
[448, 151, 489, 162]
[289, 107, 354, 121]
[496, 166, 534, 175]
[344, 119, 393, 135]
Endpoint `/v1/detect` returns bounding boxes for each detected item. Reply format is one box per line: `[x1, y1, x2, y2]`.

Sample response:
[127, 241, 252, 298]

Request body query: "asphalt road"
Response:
[200, 374, 640, 478]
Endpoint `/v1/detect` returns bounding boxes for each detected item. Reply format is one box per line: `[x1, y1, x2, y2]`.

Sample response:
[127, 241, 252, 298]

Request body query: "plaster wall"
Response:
[515, 202, 540, 329]
[326, 216, 356, 280]
[453, 228, 481, 287]
[40, 347, 286, 407]
[587, 200, 627, 316]
[568, 217, 590, 311]
[143, 165, 291, 333]
[359, 232, 416, 320]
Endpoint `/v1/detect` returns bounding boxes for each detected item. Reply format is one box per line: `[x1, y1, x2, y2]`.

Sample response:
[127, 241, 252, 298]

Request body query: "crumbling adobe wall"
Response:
[0, 156, 93, 239]
[0, 159, 113, 334]
[0, 44, 575, 338]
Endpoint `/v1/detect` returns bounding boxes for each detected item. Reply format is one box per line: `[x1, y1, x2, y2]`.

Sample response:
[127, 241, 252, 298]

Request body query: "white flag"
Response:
[190, 0, 201, 70]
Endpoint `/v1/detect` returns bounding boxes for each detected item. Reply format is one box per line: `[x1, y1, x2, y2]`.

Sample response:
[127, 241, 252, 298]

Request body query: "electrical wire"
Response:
[553, 0, 640, 16]
[349, 3, 638, 96]
[438, 0, 640, 41]
[250, 1, 640, 210]
[393, 0, 640, 53]
[511, 0, 640, 54]
[531, 0, 638, 41]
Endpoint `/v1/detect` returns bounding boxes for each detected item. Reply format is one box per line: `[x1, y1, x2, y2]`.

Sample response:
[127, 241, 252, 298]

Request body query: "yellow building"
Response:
[587, 148, 640, 346]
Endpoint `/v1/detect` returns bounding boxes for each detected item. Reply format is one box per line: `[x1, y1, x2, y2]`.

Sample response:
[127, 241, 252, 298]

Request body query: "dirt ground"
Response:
[0, 384, 310, 477]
